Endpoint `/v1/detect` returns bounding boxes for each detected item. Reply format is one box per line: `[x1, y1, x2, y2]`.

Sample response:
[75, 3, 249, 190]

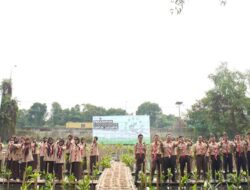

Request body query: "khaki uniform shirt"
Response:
[70, 144, 83, 163]
[21, 145, 34, 163]
[220, 140, 235, 154]
[162, 141, 174, 158]
[194, 142, 207, 156]
[90, 142, 99, 156]
[44, 144, 55, 162]
[54, 145, 66, 164]
[234, 140, 246, 153]
[134, 142, 146, 155]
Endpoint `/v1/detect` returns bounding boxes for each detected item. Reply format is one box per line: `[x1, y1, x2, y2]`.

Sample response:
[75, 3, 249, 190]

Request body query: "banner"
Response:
[92, 115, 150, 144]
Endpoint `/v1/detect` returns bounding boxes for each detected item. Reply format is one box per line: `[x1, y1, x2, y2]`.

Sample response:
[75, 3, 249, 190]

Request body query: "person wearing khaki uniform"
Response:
[150, 134, 163, 182]
[194, 136, 208, 180]
[208, 135, 221, 180]
[20, 137, 34, 180]
[70, 137, 83, 180]
[0, 138, 4, 172]
[81, 137, 87, 172]
[11, 138, 22, 180]
[177, 136, 192, 178]
[162, 134, 177, 182]
[90, 136, 99, 175]
[220, 133, 235, 179]
[134, 134, 146, 182]
[247, 132, 250, 177]
[44, 137, 55, 174]
[39, 137, 47, 172]
[234, 134, 247, 176]
[31, 139, 39, 171]
[6, 137, 15, 171]
[65, 135, 74, 174]
[54, 139, 66, 180]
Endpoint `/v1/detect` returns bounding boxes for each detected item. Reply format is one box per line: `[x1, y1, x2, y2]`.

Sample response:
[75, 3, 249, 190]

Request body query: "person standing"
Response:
[177, 136, 192, 178]
[0, 137, 4, 172]
[65, 135, 74, 174]
[44, 137, 55, 174]
[162, 134, 176, 182]
[90, 136, 99, 175]
[220, 133, 235, 179]
[246, 132, 250, 177]
[134, 134, 146, 182]
[234, 134, 247, 176]
[31, 139, 38, 171]
[208, 135, 221, 180]
[54, 139, 66, 181]
[150, 134, 163, 182]
[80, 137, 87, 172]
[39, 137, 47, 172]
[70, 137, 83, 180]
[6, 137, 15, 171]
[20, 137, 34, 180]
[194, 136, 208, 180]
[11, 137, 22, 180]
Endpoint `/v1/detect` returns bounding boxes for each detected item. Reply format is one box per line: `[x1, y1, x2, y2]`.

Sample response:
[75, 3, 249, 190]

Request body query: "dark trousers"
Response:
[82, 157, 87, 171]
[45, 161, 54, 174]
[179, 155, 191, 177]
[40, 156, 45, 172]
[135, 154, 145, 181]
[0, 160, 2, 171]
[6, 160, 12, 171]
[20, 162, 33, 180]
[55, 163, 63, 180]
[223, 153, 233, 178]
[211, 155, 221, 180]
[235, 152, 247, 176]
[196, 155, 206, 179]
[11, 160, 20, 179]
[90, 155, 98, 175]
[66, 153, 71, 174]
[162, 156, 175, 181]
[151, 154, 161, 181]
[32, 154, 38, 171]
[247, 151, 250, 176]
[71, 162, 82, 180]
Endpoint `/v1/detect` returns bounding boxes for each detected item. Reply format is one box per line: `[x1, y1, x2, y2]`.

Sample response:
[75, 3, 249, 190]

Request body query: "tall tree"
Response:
[0, 79, 18, 141]
[48, 102, 65, 126]
[187, 63, 250, 137]
[136, 102, 162, 127]
[27, 102, 47, 127]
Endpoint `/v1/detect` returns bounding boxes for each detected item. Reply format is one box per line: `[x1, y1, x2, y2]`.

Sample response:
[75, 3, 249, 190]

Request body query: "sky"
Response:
[0, 0, 250, 116]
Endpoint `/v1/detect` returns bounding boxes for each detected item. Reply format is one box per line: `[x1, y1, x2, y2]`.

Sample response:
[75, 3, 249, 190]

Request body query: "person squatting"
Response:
[134, 132, 250, 183]
[0, 135, 99, 181]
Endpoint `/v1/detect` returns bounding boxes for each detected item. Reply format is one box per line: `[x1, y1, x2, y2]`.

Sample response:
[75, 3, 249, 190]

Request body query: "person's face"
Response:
[59, 141, 64, 146]
[25, 139, 30, 144]
[198, 136, 202, 142]
[166, 135, 171, 142]
[223, 135, 228, 141]
[154, 135, 159, 142]
[138, 136, 143, 142]
[75, 138, 79, 144]
[235, 135, 240, 141]
[43, 138, 47, 142]
[68, 136, 72, 140]
[211, 137, 215, 142]
[179, 137, 184, 143]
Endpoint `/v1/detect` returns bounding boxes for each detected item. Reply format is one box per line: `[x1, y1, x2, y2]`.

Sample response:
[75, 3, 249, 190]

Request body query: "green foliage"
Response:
[28, 102, 47, 127]
[179, 174, 188, 189]
[121, 154, 134, 169]
[0, 79, 18, 141]
[99, 156, 111, 170]
[187, 63, 250, 137]
[76, 175, 91, 190]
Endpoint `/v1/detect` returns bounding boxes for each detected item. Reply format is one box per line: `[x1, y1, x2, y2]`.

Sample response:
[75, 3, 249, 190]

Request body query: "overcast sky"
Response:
[0, 0, 250, 116]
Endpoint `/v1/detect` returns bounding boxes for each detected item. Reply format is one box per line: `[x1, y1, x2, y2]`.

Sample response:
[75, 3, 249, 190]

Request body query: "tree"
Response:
[82, 104, 106, 122]
[187, 63, 250, 137]
[27, 102, 47, 127]
[48, 102, 65, 126]
[16, 109, 28, 128]
[106, 108, 127, 116]
[0, 79, 18, 141]
[136, 102, 162, 127]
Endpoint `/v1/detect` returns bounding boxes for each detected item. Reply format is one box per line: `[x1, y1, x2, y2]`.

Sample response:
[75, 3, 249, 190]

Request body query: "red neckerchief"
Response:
[237, 141, 241, 155]
[48, 144, 54, 157]
[166, 141, 172, 158]
[57, 146, 63, 159]
[181, 143, 187, 157]
[74, 144, 80, 161]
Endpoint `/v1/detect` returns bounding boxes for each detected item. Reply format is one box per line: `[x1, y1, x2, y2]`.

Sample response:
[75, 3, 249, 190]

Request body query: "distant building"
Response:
[66, 122, 93, 129]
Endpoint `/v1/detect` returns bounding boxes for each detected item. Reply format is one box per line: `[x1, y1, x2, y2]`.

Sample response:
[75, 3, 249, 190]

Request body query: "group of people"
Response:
[134, 132, 250, 182]
[0, 135, 99, 181]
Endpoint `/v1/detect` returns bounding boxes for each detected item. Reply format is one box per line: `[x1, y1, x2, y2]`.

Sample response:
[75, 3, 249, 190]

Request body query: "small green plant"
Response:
[121, 154, 134, 169]
[40, 173, 56, 190]
[99, 156, 111, 170]
[76, 175, 91, 190]
[179, 174, 188, 189]
[21, 166, 33, 190]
